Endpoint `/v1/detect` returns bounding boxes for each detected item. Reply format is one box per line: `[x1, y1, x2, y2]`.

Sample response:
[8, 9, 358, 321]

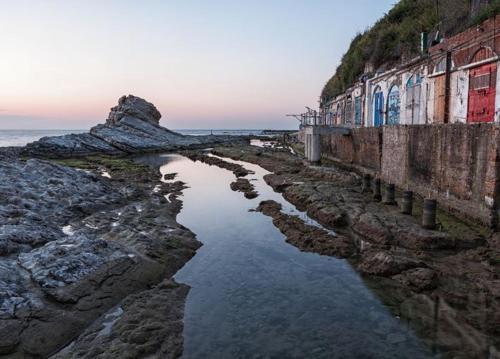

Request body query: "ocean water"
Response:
[0, 129, 270, 147]
[134, 153, 435, 358]
[0, 129, 86, 147]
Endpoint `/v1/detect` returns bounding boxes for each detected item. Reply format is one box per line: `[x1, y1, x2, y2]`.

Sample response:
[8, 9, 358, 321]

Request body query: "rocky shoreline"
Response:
[0, 95, 252, 358]
[0, 153, 200, 358]
[210, 143, 500, 358]
[2, 95, 499, 357]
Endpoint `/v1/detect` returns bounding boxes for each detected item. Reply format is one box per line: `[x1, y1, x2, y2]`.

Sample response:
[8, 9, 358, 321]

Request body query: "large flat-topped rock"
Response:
[24, 95, 245, 157]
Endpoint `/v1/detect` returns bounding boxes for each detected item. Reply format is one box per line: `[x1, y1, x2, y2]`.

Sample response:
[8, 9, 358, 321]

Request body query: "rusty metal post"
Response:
[383, 183, 397, 205]
[401, 191, 414, 215]
[362, 174, 372, 193]
[373, 178, 382, 202]
[422, 199, 437, 229]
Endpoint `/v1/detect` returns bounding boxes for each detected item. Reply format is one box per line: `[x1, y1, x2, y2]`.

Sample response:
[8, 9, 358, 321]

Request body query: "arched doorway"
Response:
[373, 86, 384, 127]
[467, 47, 497, 123]
[406, 74, 422, 124]
[387, 85, 400, 125]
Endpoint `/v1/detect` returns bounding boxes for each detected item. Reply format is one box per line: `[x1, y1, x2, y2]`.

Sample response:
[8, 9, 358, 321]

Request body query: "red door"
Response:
[467, 62, 497, 123]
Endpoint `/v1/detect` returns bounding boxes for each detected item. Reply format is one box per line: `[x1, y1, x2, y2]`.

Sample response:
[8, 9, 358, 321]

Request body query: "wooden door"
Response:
[433, 75, 446, 123]
[467, 62, 497, 123]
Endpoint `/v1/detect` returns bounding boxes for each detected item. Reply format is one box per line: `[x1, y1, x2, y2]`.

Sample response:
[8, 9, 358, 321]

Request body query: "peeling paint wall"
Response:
[450, 69, 469, 123]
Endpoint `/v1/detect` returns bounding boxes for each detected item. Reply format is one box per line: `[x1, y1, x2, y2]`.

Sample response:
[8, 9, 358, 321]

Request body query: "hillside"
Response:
[320, 0, 500, 103]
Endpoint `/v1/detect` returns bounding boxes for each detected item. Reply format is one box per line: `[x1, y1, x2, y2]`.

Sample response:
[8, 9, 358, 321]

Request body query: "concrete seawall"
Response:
[304, 123, 500, 228]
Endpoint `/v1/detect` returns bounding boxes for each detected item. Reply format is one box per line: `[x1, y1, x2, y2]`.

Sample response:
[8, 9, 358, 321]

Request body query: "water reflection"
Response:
[136, 153, 432, 358]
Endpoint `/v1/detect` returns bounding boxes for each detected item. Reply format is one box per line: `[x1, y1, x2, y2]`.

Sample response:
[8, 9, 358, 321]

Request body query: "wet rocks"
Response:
[230, 178, 258, 199]
[358, 251, 426, 277]
[185, 152, 252, 177]
[256, 200, 355, 257]
[0, 155, 200, 357]
[53, 280, 188, 359]
[392, 268, 437, 292]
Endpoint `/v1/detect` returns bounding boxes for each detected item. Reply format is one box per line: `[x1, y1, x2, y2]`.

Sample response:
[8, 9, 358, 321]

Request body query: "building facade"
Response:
[320, 15, 500, 127]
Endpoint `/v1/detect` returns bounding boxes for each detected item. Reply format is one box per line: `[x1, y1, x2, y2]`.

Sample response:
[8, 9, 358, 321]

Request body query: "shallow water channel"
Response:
[139, 153, 434, 358]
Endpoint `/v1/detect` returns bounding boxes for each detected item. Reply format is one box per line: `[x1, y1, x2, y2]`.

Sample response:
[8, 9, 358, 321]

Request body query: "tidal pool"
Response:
[139, 153, 434, 358]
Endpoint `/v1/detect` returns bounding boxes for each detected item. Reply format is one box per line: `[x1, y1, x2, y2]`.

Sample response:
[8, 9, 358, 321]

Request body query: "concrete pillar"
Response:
[310, 133, 321, 162]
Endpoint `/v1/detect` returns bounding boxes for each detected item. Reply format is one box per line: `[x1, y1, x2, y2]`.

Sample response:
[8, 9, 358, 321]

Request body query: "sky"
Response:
[0, 0, 395, 130]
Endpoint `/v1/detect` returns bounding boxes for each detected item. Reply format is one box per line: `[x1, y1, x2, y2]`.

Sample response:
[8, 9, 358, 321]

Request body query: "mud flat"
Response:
[209, 143, 500, 358]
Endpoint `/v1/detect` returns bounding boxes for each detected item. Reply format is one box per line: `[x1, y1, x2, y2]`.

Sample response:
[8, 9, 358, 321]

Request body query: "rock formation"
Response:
[24, 95, 245, 157]
[0, 156, 200, 357]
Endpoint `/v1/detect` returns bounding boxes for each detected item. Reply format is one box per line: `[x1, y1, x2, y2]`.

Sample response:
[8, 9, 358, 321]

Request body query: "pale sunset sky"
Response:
[0, 0, 395, 130]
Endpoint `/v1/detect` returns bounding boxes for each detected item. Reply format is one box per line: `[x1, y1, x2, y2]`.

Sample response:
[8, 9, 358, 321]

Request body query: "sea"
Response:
[0, 129, 273, 147]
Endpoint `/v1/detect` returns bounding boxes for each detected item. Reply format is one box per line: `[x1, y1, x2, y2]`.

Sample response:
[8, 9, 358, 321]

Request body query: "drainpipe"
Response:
[444, 51, 452, 123]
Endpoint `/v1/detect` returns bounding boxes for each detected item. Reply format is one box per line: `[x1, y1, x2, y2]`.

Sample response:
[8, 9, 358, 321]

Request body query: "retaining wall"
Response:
[318, 123, 500, 227]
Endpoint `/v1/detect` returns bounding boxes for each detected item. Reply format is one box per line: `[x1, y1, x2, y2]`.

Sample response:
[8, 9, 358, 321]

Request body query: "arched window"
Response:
[470, 47, 496, 64]
[387, 85, 400, 125]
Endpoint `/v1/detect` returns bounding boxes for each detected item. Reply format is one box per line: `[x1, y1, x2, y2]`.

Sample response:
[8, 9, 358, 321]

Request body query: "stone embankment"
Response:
[23, 95, 246, 158]
[211, 143, 500, 357]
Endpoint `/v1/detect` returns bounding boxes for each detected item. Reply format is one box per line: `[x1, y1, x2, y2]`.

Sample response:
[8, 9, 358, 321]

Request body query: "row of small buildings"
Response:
[319, 15, 500, 127]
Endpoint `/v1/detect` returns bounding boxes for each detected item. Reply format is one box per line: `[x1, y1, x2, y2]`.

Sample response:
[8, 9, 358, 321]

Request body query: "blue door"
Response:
[374, 91, 384, 127]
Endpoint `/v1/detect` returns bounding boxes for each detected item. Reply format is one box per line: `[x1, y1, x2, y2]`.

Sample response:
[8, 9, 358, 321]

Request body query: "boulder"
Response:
[106, 95, 161, 126]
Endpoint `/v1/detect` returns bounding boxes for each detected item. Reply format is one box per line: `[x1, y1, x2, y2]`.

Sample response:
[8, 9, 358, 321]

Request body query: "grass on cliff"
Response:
[321, 0, 500, 103]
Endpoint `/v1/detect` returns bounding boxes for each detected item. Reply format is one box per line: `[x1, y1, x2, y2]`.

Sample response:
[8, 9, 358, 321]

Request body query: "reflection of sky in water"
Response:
[145, 154, 432, 358]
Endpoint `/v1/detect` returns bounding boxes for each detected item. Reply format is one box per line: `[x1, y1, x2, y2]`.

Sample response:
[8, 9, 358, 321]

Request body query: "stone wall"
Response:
[320, 127, 382, 172]
[319, 123, 500, 227]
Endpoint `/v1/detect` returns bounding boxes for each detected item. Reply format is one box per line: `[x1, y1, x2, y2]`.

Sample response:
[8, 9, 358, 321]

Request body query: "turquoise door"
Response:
[374, 91, 384, 127]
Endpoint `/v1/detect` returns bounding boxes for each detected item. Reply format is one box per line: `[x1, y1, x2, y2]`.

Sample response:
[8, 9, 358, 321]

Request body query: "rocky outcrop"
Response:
[23, 95, 246, 157]
[230, 178, 258, 199]
[184, 151, 253, 177]
[0, 156, 200, 357]
[256, 200, 355, 257]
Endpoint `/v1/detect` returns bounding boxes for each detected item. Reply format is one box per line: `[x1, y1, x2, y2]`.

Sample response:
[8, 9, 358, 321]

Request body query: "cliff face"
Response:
[320, 0, 499, 103]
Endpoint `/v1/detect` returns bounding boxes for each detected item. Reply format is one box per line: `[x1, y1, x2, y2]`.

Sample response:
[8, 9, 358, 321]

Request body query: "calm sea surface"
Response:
[0, 129, 267, 147]
[135, 153, 434, 359]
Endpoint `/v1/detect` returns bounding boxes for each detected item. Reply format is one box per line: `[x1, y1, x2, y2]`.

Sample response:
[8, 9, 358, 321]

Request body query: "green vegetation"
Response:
[321, 0, 500, 103]
[52, 155, 150, 176]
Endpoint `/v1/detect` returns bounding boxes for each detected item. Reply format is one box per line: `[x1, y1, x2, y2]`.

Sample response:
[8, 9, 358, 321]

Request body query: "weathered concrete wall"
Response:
[321, 127, 382, 172]
[321, 123, 500, 227]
